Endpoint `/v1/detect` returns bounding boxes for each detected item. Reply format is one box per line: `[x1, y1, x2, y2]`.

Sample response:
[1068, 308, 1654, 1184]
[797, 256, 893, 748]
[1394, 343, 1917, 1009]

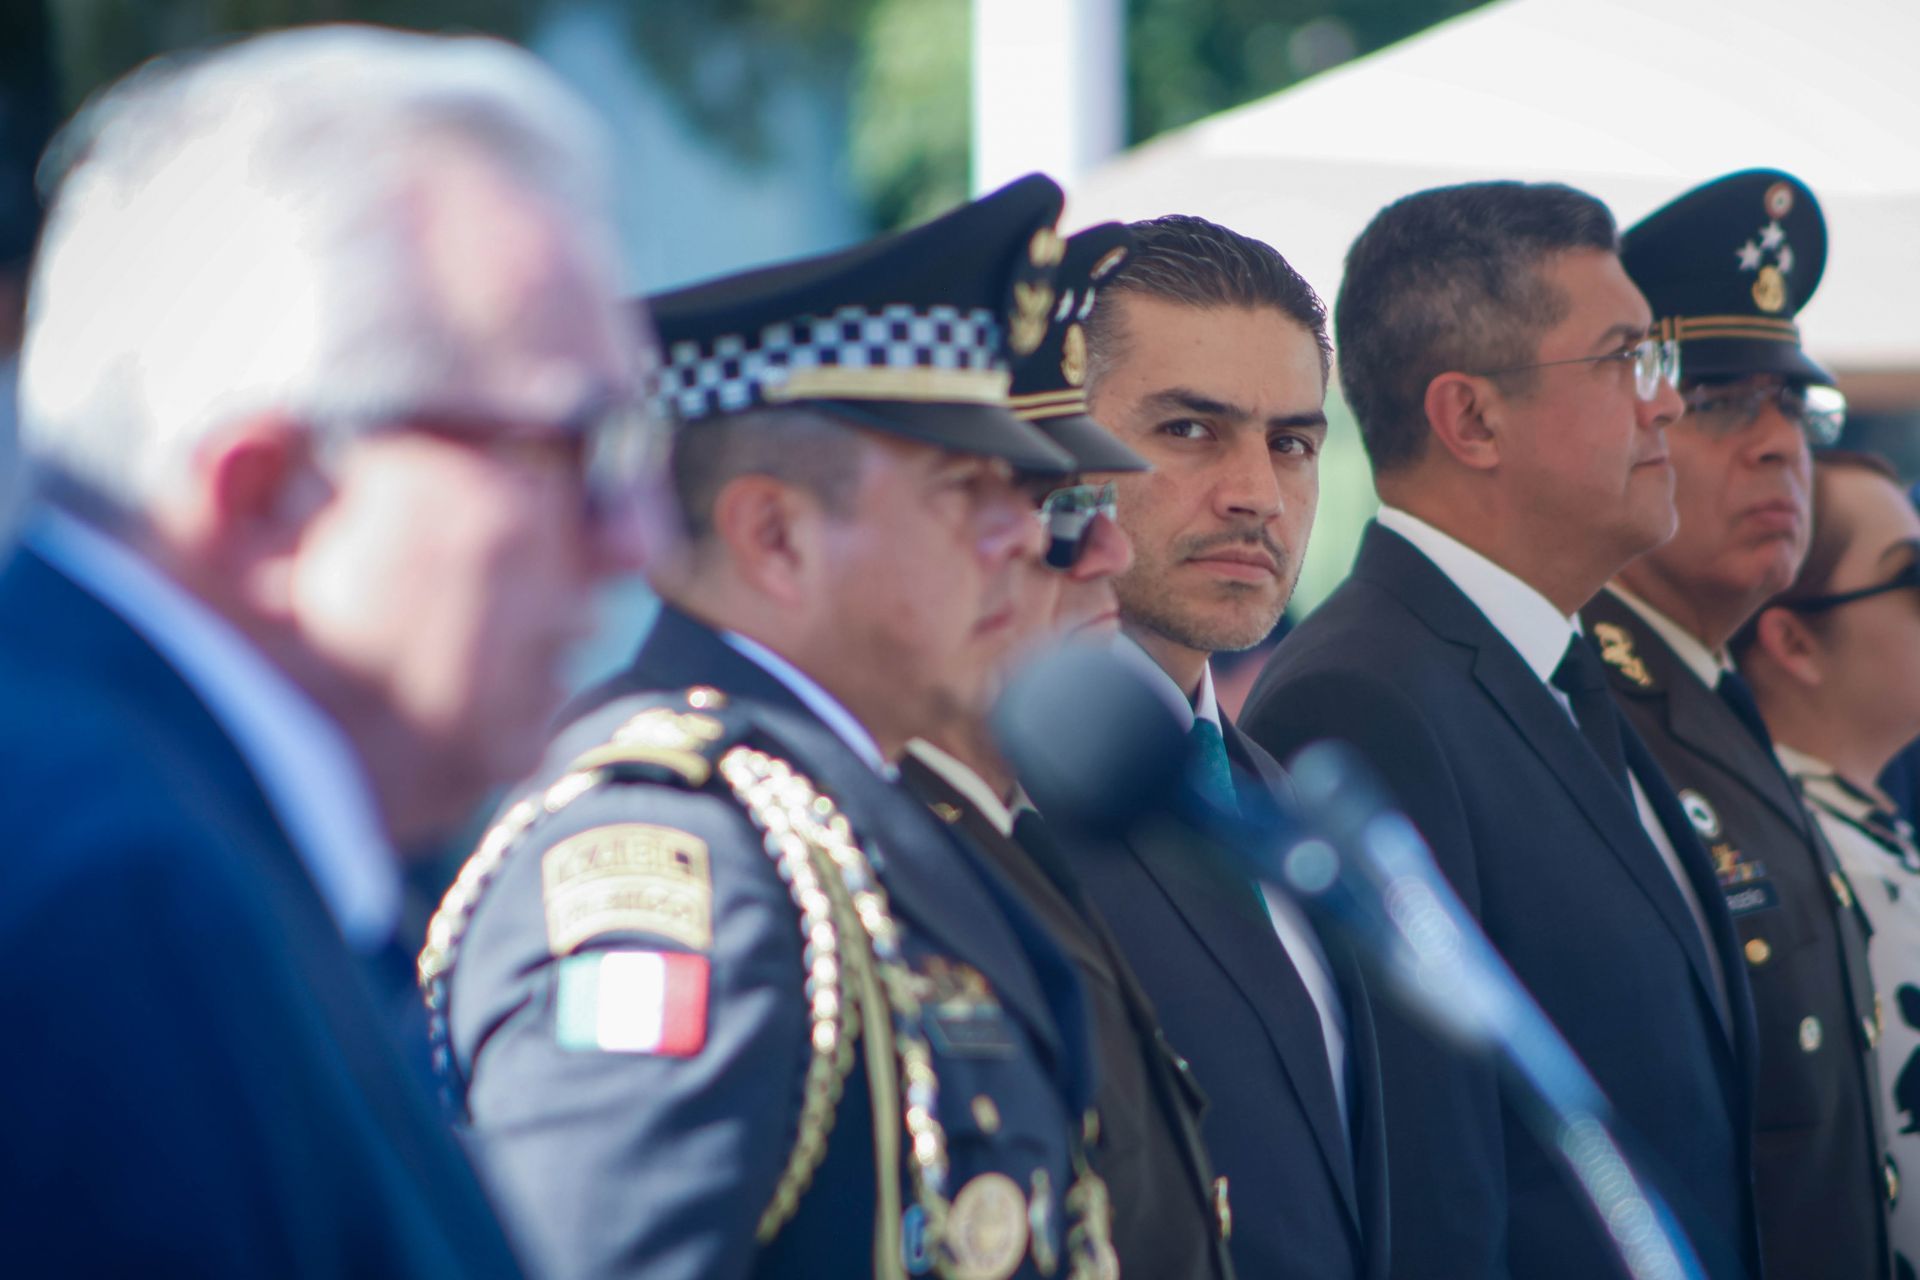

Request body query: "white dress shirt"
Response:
[1377, 507, 1729, 1015]
[29, 509, 400, 952]
[720, 631, 893, 778]
[1121, 634, 1352, 1138]
[905, 738, 1018, 836]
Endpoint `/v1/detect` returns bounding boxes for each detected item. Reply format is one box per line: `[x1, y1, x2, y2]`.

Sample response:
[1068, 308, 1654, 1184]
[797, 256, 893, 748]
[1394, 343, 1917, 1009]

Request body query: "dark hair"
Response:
[1335, 181, 1617, 474]
[668, 406, 868, 542]
[1730, 449, 1902, 656]
[1085, 213, 1331, 383]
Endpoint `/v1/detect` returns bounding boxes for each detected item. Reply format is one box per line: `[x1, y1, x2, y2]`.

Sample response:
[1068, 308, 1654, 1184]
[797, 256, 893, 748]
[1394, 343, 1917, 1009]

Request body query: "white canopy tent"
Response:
[1067, 0, 1920, 407]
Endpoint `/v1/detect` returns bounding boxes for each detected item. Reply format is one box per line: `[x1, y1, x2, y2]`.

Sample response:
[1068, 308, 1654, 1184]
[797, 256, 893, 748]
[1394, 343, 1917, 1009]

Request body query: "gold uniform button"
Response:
[1888, 1156, 1901, 1205]
[1831, 871, 1855, 910]
[1799, 1016, 1823, 1053]
[971, 1095, 1001, 1134]
[1745, 938, 1772, 966]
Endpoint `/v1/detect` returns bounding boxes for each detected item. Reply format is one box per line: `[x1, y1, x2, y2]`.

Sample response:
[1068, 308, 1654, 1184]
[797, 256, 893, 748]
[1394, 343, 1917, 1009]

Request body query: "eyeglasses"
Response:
[1034, 481, 1118, 569]
[373, 394, 662, 524]
[1682, 380, 1846, 447]
[1475, 336, 1681, 402]
[1786, 559, 1920, 614]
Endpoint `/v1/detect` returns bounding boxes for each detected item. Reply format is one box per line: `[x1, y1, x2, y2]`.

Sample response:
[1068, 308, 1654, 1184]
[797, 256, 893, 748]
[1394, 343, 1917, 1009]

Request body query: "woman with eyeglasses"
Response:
[1735, 448, 1920, 1276]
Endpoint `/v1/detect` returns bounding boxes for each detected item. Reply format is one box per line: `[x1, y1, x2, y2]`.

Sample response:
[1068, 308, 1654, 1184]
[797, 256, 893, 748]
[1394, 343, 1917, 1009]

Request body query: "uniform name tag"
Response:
[1724, 882, 1781, 917]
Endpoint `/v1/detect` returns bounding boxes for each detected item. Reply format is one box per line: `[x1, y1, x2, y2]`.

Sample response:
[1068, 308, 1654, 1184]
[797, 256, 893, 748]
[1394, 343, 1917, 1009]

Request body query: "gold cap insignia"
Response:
[1765, 181, 1795, 219]
[1028, 227, 1066, 269]
[1753, 264, 1787, 313]
[1591, 622, 1653, 688]
[1011, 280, 1053, 356]
[1061, 324, 1088, 387]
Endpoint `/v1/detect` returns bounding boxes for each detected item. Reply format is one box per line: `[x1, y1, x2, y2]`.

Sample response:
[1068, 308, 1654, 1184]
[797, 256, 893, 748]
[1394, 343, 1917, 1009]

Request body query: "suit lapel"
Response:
[1356, 526, 1736, 1057]
[1121, 811, 1360, 1226]
[622, 608, 1062, 1064]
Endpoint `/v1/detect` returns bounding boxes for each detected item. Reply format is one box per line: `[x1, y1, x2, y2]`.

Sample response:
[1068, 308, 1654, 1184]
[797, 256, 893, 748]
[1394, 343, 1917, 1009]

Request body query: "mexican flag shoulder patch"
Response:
[555, 949, 710, 1056]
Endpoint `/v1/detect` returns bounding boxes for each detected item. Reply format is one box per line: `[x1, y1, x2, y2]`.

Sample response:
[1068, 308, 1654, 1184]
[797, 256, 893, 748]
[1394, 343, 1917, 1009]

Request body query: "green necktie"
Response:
[1187, 717, 1238, 814]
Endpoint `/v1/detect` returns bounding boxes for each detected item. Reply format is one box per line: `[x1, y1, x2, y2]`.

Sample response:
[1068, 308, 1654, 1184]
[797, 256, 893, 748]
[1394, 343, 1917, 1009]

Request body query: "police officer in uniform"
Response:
[1582, 168, 1890, 1278]
[421, 176, 1120, 1280]
[901, 223, 1237, 1279]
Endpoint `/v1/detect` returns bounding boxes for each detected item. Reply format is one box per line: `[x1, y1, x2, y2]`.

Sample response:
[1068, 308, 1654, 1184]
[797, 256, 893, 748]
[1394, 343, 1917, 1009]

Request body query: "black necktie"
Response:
[1552, 634, 1632, 796]
[1716, 667, 1774, 752]
[1011, 807, 1091, 915]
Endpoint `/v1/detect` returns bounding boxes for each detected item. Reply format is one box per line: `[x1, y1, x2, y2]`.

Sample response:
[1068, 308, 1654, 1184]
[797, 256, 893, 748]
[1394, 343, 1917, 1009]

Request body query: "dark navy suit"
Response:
[1061, 697, 1389, 1280]
[446, 604, 1096, 1279]
[1241, 522, 1759, 1280]
[0, 544, 524, 1278]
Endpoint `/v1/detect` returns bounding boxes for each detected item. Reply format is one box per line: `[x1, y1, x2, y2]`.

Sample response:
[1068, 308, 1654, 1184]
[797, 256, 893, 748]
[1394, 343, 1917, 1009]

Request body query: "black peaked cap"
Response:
[1622, 168, 1833, 386]
[1008, 222, 1147, 473]
[646, 173, 1076, 473]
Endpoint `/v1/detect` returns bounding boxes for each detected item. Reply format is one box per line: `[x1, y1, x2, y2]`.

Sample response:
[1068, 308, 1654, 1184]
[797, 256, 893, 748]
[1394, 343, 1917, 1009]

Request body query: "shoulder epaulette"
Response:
[565, 686, 750, 789]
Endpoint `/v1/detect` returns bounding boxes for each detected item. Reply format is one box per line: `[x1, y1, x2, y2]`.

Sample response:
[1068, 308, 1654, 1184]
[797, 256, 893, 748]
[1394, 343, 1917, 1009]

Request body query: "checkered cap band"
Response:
[653, 303, 1004, 423]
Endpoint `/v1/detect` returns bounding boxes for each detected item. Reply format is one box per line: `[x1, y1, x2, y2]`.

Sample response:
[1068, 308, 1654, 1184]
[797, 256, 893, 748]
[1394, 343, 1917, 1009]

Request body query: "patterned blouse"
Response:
[1780, 744, 1920, 1277]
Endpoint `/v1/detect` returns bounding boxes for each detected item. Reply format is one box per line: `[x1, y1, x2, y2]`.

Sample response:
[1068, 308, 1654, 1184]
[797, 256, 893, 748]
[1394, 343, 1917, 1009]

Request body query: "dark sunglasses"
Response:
[1787, 555, 1920, 614]
[1034, 481, 1118, 569]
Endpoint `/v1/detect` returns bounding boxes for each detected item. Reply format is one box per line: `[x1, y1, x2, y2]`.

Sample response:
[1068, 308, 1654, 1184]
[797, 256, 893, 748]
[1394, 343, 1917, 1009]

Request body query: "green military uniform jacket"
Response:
[1583, 587, 1891, 1280]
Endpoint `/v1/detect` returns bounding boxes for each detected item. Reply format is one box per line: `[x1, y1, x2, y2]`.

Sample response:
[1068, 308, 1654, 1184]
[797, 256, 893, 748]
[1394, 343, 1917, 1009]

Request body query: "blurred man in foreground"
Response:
[1243, 181, 1756, 1278]
[1065, 214, 1387, 1280]
[429, 178, 1121, 1279]
[900, 223, 1237, 1279]
[1585, 169, 1888, 1279]
[0, 26, 648, 1275]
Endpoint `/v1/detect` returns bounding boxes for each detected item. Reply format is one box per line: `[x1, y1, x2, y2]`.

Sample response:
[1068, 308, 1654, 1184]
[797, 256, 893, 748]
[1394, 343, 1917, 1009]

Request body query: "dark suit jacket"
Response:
[1584, 588, 1889, 1279]
[901, 752, 1235, 1280]
[450, 605, 1095, 1279]
[0, 544, 523, 1278]
[1241, 522, 1759, 1280]
[1059, 693, 1389, 1280]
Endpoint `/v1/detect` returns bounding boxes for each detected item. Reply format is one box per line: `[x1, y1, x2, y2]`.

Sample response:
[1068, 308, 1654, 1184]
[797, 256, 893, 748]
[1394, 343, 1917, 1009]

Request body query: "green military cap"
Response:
[1622, 168, 1834, 386]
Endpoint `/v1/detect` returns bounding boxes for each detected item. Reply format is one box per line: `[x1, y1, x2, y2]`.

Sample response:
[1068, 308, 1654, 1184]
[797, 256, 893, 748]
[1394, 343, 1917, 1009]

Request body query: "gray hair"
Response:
[20, 24, 638, 513]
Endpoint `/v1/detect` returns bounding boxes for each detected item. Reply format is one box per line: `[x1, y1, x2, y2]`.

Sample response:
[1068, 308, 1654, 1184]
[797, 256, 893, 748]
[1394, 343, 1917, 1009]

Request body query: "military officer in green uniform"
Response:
[420, 175, 1121, 1280]
[901, 223, 1237, 1279]
[1581, 168, 1890, 1278]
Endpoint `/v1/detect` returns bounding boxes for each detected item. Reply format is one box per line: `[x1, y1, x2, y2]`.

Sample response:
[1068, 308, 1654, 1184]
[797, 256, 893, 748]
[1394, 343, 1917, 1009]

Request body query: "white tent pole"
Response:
[971, 0, 1125, 197]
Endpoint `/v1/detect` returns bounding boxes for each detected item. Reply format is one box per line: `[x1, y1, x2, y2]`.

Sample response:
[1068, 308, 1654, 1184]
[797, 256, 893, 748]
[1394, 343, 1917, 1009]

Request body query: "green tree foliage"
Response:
[49, 0, 1488, 229]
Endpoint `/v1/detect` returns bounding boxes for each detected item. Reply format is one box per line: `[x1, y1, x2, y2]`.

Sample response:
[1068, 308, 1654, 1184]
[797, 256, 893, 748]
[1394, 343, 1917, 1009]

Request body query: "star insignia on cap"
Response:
[1777, 244, 1794, 274]
[1737, 240, 1763, 272]
[1760, 220, 1786, 250]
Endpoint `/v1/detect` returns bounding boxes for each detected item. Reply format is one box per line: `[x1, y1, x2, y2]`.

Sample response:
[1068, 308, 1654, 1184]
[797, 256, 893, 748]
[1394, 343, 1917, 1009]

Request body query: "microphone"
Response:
[991, 641, 1707, 1280]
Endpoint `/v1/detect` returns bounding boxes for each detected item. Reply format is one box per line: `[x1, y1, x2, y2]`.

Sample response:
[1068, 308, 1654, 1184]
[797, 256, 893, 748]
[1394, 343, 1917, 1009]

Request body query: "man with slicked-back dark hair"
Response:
[1242, 183, 1759, 1280]
[1060, 212, 1389, 1280]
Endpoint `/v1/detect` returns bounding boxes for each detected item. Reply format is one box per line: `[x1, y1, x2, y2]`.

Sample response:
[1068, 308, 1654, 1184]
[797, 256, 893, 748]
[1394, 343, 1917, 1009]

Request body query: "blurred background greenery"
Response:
[48, 0, 1486, 235]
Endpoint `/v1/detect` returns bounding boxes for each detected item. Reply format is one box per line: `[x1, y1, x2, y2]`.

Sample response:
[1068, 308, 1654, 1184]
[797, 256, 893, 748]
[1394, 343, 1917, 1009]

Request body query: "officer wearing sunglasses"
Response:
[902, 224, 1239, 1280]
[1581, 169, 1891, 1280]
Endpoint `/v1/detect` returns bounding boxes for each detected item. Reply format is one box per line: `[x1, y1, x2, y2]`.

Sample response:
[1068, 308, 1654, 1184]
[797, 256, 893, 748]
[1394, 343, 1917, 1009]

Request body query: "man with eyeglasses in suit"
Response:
[1241, 180, 1759, 1279]
[1580, 169, 1890, 1280]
